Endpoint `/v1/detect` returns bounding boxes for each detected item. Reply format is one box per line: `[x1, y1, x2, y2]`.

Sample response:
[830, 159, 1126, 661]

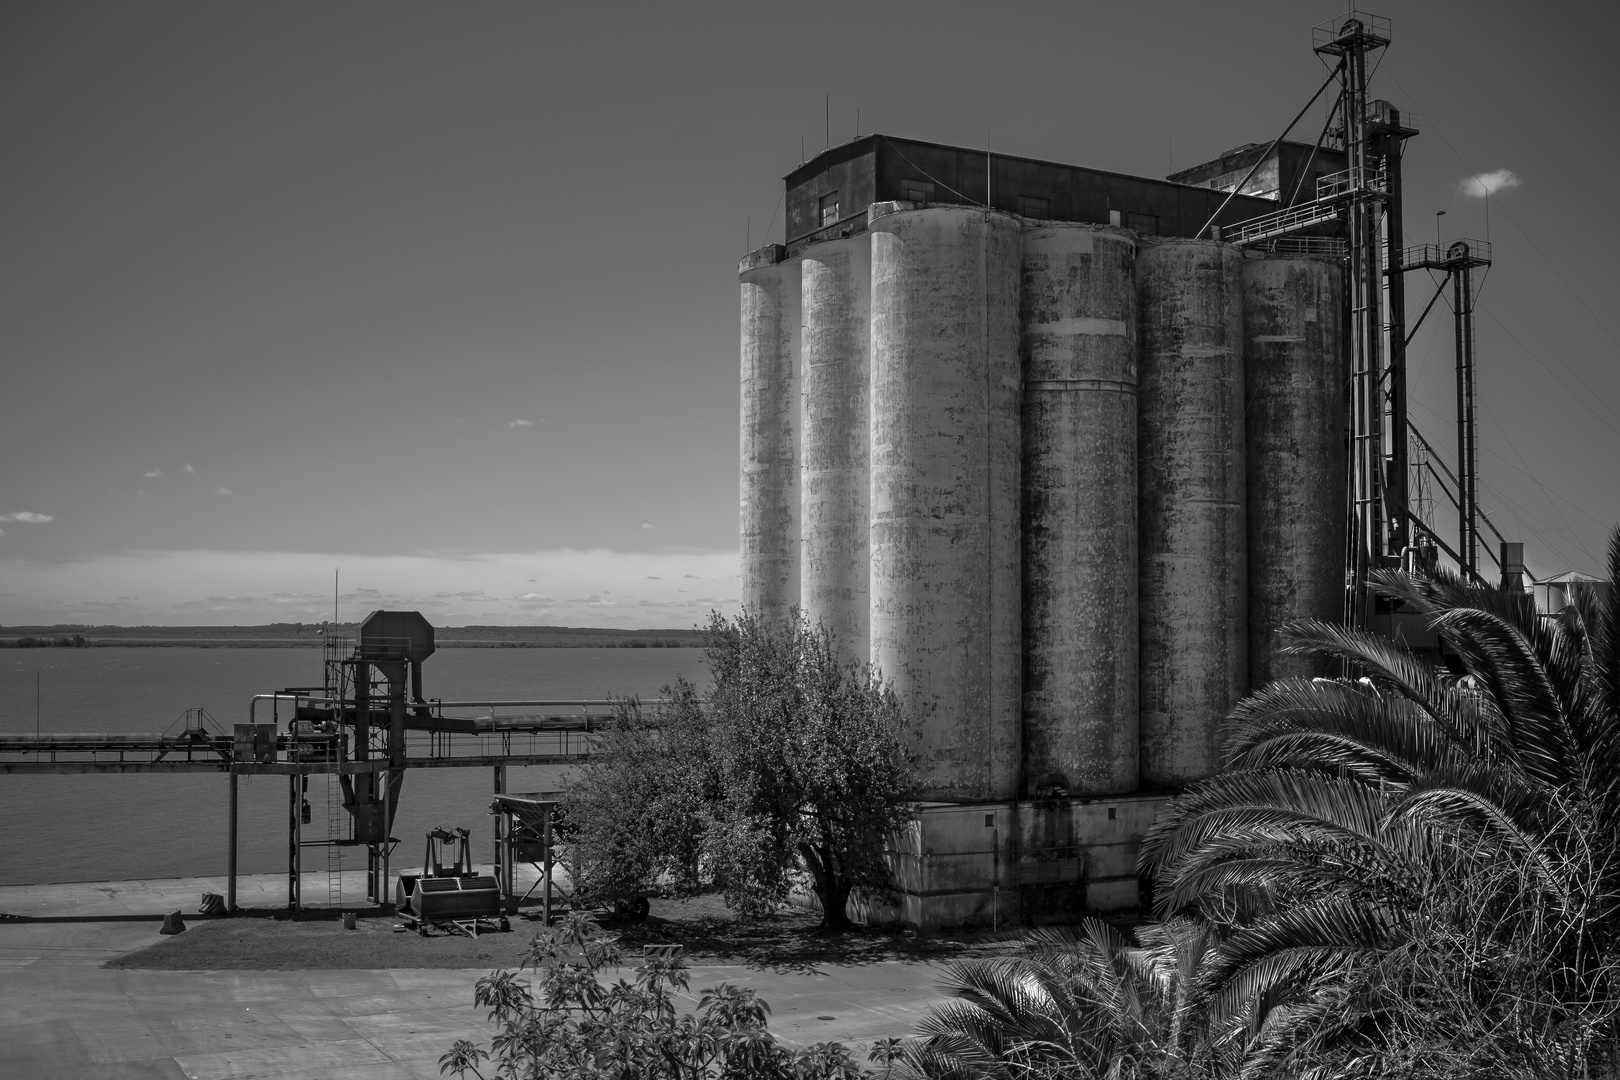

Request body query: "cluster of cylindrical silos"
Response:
[740, 202, 1344, 802]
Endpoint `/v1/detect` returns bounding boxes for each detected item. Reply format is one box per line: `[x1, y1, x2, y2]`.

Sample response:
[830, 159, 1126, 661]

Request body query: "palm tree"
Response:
[1138, 533, 1620, 1077]
[899, 917, 1224, 1080]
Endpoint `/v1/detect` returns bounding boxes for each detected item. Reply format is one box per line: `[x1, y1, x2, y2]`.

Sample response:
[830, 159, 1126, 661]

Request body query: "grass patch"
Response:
[105, 906, 524, 971]
[105, 892, 998, 972]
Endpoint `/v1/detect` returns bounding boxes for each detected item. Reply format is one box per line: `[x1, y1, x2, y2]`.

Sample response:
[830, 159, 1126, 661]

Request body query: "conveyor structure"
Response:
[0, 610, 684, 920]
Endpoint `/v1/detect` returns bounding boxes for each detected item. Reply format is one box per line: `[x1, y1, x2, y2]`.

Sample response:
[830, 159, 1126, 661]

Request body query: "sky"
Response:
[2, 1, 1616, 627]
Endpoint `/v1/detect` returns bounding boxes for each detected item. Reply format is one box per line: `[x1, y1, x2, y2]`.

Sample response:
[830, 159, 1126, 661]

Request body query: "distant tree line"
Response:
[2, 633, 88, 648]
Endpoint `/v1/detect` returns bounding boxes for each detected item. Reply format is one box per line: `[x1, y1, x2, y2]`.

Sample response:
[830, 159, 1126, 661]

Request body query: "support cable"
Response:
[1285, 88, 1344, 207]
[1475, 305, 1620, 444]
[1408, 420, 1527, 576]
[1484, 279, 1620, 432]
[1382, 63, 1620, 357]
[1196, 62, 1343, 240]
[1403, 276, 1450, 347]
[1478, 397, 1598, 568]
[1475, 472, 1594, 580]
[1407, 513, 1480, 582]
[1411, 417, 1590, 580]
[879, 136, 982, 206]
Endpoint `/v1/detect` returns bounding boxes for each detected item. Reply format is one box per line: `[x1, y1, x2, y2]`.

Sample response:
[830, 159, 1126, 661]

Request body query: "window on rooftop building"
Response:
[1018, 195, 1050, 220]
[819, 192, 840, 227]
[901, 179, 934, 204]
[1126, 212, 1158, 236]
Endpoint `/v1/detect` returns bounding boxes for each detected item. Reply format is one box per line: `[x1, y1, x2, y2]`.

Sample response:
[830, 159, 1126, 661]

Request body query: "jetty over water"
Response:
[0, 610, 662, 918]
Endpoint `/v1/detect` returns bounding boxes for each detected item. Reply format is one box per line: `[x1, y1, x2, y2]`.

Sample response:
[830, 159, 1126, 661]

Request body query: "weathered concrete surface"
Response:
[868, 204, 1022, 802]
[800, 233, 872, 660]
[1243, 256, 1347, 686]
[1136, 240, 1247, 787]
[0, 874, 954, 1077]
[739, 245, 802, 624]
[863, 794, 1164, 930]
[1020, 223, 1140, 797]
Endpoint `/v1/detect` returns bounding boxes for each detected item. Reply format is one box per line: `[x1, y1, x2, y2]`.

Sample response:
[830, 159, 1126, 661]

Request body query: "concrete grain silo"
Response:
[800, 234, 872, 660]
[1243, 256, 1347, 685]
[1136, 239, 1247, 787]
[738, 246, 801, 622]
[1020, 223, 1140, 797]
[747, 133, 1357, 929]
[868, 202, 1023, 802]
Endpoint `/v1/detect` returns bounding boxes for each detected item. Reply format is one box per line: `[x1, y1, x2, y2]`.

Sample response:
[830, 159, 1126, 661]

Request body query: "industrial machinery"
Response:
[396, 827, 507, 937]
[490, 793, 655, 924]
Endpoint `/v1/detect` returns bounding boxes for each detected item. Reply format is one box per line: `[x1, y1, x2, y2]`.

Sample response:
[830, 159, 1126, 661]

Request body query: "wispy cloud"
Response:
[215, 488, 233, 496]
[144, 468, 163, 478]
[1, 512, 53, 523]
[507, 419, 535, 428]
[184, 464, 197, 477]
[640, 523, 656, 530]
[1457, 168, 1522, 198]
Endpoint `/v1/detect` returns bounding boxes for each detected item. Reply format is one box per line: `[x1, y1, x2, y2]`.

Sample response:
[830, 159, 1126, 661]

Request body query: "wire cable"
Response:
[1381, 63, 1620, 358]
[1475, 306, 1620, 444]
[1478, 397, 1597, 567]
[1483, 278, 1620, 433]
[878, 136, 982, 207]
[1412, 404, 1597, 574]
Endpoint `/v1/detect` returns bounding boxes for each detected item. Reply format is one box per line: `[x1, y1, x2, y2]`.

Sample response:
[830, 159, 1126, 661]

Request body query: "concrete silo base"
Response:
[819, 794, 1167, 931]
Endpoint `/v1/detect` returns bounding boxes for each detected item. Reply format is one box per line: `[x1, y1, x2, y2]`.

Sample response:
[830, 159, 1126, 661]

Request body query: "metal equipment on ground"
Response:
[396, 827, 507, 937]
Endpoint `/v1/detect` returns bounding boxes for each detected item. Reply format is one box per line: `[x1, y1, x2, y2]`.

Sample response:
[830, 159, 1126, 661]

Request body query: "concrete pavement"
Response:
[0, 873, 954, 1079]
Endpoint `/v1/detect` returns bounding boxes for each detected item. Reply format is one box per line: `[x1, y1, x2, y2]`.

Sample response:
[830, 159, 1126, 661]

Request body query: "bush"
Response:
[440, 913, 894, 1079]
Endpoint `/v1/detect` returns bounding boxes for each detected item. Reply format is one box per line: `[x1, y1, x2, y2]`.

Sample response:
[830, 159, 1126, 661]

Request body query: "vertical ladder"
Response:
[326, 772, 343, 908]
[322, 633, 353, 910]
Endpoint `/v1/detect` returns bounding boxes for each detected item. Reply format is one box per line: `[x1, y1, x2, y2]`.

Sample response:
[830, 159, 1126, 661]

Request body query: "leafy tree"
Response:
[699, 610, 916, 930]
[564, 677, 713, 911]
[440, 912, 881, 1079]
[565, 610, 916, 932]
[1137, 537, 1620, 1077]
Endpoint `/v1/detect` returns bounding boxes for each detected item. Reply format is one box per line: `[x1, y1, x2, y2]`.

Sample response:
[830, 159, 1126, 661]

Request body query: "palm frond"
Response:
[1141, 769, 1393, 885]
[1277, 618, 1460, 734]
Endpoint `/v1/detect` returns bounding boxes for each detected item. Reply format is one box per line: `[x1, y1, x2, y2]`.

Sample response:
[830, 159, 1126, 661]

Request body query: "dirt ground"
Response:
[105, 891, 1010, 972]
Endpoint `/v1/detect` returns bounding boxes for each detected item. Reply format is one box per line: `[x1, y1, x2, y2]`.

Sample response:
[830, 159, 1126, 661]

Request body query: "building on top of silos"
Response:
[739, 244, 801, 624]
[868, 201, 1022, 802]
[1136, 238, 1247, 788]
[1243, 254, 1347, 687]
[1020, 222, 1140, 797]
[800, 233, 872, 661]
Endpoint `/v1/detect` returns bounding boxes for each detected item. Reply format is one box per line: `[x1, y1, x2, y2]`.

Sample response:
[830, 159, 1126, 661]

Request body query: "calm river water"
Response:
[0, 648, 708, 886]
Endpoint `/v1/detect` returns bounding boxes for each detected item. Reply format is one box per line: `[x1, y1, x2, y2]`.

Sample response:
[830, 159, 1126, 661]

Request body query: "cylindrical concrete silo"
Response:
[1244, 255, 1346, 687]
[869, 203, 1022, 802]
[1021, 223, 1139, 797]
[801, 234, 872, 660]
[739, 245, 802, 623]
[1137, 239, 1246, 787]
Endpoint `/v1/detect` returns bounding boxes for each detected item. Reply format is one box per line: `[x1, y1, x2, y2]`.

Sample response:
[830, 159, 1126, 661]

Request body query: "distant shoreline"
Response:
[0, 624, 706, 650]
